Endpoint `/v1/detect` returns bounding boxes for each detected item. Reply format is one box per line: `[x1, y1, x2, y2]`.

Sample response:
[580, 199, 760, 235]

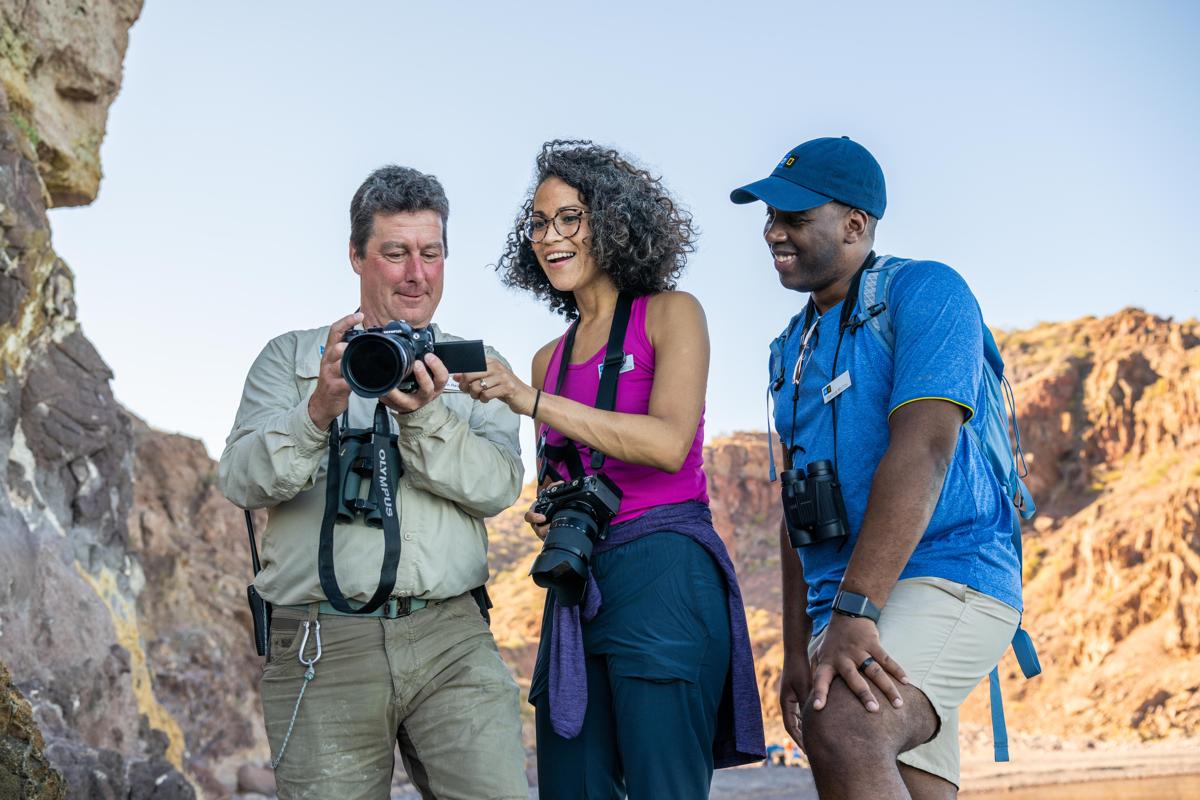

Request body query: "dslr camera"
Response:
[780, 459, 850, 547]
[529, 473, 623, 607]
[342, 320, 486, 398]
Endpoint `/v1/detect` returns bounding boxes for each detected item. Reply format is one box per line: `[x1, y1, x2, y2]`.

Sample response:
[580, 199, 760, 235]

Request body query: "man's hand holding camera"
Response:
[381, 354, 449, 415]
[308, 311, 363, 430]
[308, 311, 450, 432]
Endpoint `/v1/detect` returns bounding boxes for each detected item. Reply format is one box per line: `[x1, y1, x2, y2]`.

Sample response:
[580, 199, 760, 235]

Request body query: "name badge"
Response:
[598, 353, 635, 378]
[822, 371, 852, 404]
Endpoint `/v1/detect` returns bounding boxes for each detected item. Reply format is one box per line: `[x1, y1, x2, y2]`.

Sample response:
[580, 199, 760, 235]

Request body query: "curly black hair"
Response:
[495, 140, 698, 319]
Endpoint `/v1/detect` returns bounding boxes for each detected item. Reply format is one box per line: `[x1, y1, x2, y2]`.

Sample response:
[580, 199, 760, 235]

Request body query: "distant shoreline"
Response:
[959, 738, 1200, 795]
[699, 738, 1200, 799]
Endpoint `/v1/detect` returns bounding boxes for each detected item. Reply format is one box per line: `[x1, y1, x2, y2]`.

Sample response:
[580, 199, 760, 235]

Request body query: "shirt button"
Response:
[404, 533, 413, 541]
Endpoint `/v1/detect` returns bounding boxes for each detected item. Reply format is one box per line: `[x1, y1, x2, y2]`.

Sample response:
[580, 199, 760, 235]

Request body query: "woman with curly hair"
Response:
[456, 140, 764, 797]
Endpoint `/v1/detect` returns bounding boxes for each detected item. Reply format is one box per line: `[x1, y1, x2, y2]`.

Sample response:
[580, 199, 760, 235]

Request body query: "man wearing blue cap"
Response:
[731, 139, 1023, 798]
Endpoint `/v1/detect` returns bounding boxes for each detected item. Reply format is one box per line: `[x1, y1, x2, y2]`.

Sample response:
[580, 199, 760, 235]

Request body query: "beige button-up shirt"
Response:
[218, 323, 523, 605]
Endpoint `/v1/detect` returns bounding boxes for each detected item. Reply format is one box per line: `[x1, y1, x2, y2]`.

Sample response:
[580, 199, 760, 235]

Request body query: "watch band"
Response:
[832, 588, 881, 624]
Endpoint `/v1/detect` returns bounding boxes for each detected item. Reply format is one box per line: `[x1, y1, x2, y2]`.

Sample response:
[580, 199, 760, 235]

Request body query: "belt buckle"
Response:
[385, 596, 411, 619]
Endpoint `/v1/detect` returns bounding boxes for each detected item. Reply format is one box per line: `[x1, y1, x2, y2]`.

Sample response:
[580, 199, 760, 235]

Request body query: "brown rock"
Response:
[0, 660, 67, 799]
[0, 0, 143, 207]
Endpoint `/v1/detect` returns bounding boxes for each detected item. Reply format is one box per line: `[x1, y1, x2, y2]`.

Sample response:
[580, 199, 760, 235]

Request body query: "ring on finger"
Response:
[857, 656, 876, 674]
[480, 379, 488, 389]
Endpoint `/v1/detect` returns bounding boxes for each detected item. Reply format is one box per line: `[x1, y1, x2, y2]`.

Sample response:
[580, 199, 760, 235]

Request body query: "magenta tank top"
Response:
[539, 293, 709, 524]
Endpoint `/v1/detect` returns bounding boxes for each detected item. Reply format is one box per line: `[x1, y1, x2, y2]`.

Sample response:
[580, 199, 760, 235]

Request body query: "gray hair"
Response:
[350, 165, 450, 257]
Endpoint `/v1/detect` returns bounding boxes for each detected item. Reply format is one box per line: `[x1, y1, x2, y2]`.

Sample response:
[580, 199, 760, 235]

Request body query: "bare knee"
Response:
[802, 680, 894, 768]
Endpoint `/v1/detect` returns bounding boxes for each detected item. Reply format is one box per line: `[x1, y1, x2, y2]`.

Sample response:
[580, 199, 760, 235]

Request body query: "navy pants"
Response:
[532, 532, 731, 799]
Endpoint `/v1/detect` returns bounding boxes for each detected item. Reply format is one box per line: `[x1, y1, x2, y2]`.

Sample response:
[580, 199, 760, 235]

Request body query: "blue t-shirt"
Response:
[769, 259, 1022, 634]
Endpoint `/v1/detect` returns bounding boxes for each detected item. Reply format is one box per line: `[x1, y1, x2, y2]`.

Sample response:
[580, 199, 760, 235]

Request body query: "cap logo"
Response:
[777, 154, 797, 169]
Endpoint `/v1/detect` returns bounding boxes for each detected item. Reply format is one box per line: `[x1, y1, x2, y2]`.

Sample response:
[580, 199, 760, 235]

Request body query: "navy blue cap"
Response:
[730, 136, 886, 219]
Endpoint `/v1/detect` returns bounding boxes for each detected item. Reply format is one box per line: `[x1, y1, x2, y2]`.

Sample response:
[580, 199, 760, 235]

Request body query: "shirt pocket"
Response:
[293, 342, 321, 393]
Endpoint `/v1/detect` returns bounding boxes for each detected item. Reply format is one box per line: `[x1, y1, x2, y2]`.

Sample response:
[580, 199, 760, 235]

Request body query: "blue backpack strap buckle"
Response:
[1011, 626, 1042, 679]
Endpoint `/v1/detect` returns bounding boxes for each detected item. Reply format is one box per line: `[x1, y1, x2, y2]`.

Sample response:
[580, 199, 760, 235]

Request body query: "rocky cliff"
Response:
[0, 2, 203, 797]
[962, 311, 1200, 743]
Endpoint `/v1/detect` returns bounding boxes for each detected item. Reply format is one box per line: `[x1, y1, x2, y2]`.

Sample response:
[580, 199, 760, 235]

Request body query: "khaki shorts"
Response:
[261, 593, 528, 800]
[809, 577, 1019, 786]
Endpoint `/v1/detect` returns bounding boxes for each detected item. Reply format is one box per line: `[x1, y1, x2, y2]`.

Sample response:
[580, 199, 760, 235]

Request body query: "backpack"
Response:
[856, 255, 1042, 762]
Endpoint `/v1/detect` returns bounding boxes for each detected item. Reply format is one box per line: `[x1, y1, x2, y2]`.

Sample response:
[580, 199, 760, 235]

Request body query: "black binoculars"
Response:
[780, 459, 850, 548]
[336, 427, 402, 527]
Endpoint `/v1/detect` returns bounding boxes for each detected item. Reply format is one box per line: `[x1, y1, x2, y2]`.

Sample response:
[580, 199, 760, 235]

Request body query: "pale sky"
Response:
[49, 1, 1200, 477]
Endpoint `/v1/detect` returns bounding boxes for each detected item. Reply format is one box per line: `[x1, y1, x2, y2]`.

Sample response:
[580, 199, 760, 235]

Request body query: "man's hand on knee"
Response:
[779, 657, 812, 748]
[810, 614, 908, 713]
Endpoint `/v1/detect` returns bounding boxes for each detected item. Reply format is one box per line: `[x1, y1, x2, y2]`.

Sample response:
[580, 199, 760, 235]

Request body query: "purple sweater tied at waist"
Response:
[548, 500, 766, 768]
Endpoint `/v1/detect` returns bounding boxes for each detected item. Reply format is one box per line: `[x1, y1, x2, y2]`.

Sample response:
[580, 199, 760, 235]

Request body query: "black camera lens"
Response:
[528, 474, 623, 607]
[342, 333, 415, 398]
[530, 508, 598, 607]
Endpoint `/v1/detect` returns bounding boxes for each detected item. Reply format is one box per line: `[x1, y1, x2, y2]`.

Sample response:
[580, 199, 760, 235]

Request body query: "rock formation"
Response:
[961, 311, 1200, 743]
[0, 1, 199, 796]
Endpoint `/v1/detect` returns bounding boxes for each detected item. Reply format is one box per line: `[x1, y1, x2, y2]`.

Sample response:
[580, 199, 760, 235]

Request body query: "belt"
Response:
[282, 596, 429, 619]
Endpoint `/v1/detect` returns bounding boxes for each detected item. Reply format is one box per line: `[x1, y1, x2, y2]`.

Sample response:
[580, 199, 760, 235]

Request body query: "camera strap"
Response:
[317, 402, 404, 614]
[243, 510, 272, 656]
[537, 292, 634, 484]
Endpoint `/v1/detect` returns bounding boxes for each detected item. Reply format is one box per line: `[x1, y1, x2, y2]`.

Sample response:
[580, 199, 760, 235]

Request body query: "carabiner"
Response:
[297, 619, 322, 668]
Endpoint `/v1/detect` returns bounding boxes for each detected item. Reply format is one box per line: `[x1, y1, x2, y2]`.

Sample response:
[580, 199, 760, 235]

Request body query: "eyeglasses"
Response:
[522, 209, 588, 243]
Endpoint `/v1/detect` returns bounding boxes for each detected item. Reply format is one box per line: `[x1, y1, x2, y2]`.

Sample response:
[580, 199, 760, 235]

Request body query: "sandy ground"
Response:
[702, 738, 1200, 799]
[362, 737, 1200, 799]
[600, 738, 1197, 799]
[958, 737, 1200, 795]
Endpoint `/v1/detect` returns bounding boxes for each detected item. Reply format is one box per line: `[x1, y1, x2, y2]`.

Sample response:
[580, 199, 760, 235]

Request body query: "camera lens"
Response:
[529, 508, 598, 607]
[343, 333, 414, 397]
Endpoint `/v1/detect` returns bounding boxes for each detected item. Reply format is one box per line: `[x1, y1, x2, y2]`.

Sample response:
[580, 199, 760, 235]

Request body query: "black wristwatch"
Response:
[832, 588, 882, 624]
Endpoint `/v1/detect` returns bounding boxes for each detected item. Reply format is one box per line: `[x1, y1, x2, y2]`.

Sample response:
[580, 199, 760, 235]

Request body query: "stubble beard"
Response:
[778, 243, 844, 295]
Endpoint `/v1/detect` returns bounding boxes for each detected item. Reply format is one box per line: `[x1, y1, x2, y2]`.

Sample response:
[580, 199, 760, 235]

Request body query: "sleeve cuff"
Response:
[289, 400, 330, 453]
[888, 396, 975, 423]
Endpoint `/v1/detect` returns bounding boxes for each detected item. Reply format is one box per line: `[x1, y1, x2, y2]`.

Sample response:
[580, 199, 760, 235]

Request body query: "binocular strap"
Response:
[318, 403, 403, 614]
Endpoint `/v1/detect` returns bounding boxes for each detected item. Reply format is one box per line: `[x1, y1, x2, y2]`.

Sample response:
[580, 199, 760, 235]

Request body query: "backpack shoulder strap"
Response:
[856, 255, 911, 357]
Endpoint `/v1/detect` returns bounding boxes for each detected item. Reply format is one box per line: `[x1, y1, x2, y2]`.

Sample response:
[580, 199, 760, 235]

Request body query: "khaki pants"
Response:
[810, 577, 1019, 786]
[261, 593, 528, 800]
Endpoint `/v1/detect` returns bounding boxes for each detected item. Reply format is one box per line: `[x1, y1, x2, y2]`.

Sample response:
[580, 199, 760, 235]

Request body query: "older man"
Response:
[220, 166, 528, 800]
